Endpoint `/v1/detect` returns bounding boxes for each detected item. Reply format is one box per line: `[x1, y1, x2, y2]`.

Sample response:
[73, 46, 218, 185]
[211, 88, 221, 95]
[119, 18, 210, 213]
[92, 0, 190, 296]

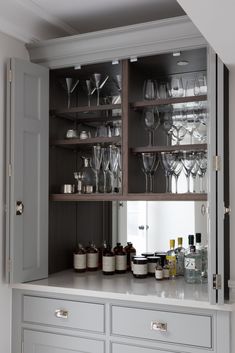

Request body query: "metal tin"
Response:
[61, 184, 75, 194]
[83, 185, 93, 194]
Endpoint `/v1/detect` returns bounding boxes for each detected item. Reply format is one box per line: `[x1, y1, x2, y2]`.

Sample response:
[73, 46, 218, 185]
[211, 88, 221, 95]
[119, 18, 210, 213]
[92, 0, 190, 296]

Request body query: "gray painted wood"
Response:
[23, 330, 104, 353]
[111, 343, 176, 353]
[7, 58, 49, 282]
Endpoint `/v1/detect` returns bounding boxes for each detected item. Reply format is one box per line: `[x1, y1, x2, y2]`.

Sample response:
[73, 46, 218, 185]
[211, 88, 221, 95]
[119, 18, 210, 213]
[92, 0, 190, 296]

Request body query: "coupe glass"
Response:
[141, 152, 156, 193]
[85, 79, 96, 107]
[181, 152, 197, 193]
[160, 152, 176, 193]
[61, 78, 79, 109]
[143, 107, 160, 146]
[91, 73, 109, 106]
[91, 144, 103, 193]
[143, 79, 157, 100]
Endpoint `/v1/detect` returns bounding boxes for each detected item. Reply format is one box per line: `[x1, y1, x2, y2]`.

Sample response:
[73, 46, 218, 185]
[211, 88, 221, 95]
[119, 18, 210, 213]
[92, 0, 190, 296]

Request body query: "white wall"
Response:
[0, 32, 28, 353]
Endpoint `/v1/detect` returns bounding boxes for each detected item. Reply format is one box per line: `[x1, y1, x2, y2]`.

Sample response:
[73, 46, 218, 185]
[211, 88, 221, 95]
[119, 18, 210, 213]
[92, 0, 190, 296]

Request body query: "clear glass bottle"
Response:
[102, 245, 115, 275]
[73, 243, 86, 272]
[87, 242, 99, 271]
[79, 156, 96, 193]
[184, 245, 202, 284]
[166, 239, 176, 278]
[175, 237, 185, 276]
[196, 233, 208, 282]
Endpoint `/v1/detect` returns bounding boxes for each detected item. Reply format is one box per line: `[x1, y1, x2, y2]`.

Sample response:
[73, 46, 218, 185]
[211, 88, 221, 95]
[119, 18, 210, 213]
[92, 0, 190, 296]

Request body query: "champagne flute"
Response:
[91, 144, 103, 193]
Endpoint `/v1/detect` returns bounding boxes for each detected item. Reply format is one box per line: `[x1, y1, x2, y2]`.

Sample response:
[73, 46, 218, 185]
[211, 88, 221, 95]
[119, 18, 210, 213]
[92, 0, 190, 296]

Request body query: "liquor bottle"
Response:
[166, 239, 176, 278]
[115, 245, 127, 273]
[124, 242, 136, 270]
[73, 243, 86, 272]
[184, 245, 202, 284]
[102, 245, 115, 275]
[185, 234, 194, 254]
[175, 237, 185, 276]
[196, 232, 208, 282]
[87, 242, 99, 271]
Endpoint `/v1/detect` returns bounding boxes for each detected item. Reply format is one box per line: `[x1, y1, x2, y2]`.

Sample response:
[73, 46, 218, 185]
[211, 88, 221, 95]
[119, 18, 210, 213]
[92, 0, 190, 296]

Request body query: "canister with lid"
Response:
[147, 256, 161, 276]
[132, 257, 148, 278]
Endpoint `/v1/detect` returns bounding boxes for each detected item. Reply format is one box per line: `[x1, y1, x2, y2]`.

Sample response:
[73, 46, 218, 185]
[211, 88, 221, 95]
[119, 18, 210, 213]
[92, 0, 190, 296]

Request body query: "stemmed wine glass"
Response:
[172, 157, 183, 193]
[181, 152, 196, 193]
[61, 78, 79, 109]
[143, 107, 160, 146]
[197, 152, 207, 193]
[160, 152, 176, 193]
[116, 147, 122, 192]
[141, 152, 157, 193]
[108, 145, 118, 193]
[191, 159, 200, 193]
[91, 144, 103, 193]
[91, 73, 109, 106]
[172, 109, 188, 144]
[186, 110, 200, 144]
[160, 109, 174, 145]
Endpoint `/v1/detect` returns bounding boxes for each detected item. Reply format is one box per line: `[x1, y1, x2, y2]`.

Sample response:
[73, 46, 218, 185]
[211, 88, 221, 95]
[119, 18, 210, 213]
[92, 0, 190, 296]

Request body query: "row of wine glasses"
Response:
[143, 74, 207, 100]
[141, 151, 207, 193]
[61, 74, 121, 108]
[74, 144, 122, 194]
[143, 106, 207, 146]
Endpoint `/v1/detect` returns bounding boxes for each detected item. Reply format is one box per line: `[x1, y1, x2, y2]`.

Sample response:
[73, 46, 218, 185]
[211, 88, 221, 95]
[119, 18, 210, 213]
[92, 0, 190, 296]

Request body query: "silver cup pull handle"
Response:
[151, 321, 167, 332]
[55, 309, 69, 319]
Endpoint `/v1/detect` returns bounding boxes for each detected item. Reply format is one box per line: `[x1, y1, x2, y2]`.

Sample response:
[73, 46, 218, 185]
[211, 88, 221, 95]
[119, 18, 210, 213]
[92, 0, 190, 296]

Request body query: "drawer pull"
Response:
[151, 321, 167, 332]
[55, 309, 69, 319]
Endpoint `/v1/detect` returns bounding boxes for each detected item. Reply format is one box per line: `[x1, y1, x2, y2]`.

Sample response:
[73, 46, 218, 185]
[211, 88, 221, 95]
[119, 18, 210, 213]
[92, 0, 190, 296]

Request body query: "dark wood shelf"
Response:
[131, 143, 207, 154]
[131, 95, 207, 109]
[50, 136, 121, 148]
[52, 104, 122, 115]
[50, 192, 207, 202]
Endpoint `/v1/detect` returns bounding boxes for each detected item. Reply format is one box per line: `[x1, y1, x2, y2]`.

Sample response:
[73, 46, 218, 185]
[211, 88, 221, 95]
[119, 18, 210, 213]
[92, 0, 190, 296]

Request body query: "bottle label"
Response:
[74, 254, 86, 270]
[115, 255, 127, 271]
[155, 269, 163, 279]
[166, 255, 176, 276]
[148, 262, 157, 274]
[185, 257, 195, 270]
[163, 268, 170, 278]
[102, 256, 115, 272]
[87, 253, 98, 268]
[133, 263, 148, 275]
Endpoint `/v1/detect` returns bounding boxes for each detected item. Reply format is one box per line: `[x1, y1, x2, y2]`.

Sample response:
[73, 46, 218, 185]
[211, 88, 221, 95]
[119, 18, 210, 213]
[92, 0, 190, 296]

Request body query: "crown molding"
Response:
[0, 15, 38, 43]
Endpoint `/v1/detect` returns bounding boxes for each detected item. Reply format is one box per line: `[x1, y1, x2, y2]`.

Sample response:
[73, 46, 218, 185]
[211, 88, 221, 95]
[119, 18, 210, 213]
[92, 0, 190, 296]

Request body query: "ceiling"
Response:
[0, 0, 185, 43]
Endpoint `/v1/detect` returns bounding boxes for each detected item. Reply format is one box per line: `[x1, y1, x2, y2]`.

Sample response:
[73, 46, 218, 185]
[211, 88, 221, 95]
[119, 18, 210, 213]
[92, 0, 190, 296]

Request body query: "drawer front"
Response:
[24, 329, 104, 353]
[112, 343, 176, 353]
[23, 296, 104, 333]
[111, 306, 212, 348]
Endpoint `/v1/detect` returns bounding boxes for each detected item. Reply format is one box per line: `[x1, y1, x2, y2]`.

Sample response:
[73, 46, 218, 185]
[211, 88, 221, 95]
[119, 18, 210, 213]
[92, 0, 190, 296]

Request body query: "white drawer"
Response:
[23, 296, 104, 333]
[111, 306, 212, 348]
[112, 343, 175, 353]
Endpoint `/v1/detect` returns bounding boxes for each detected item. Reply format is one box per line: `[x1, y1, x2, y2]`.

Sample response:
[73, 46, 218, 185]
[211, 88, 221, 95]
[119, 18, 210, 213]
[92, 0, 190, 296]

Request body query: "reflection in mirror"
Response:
[116, 201, 208, 256]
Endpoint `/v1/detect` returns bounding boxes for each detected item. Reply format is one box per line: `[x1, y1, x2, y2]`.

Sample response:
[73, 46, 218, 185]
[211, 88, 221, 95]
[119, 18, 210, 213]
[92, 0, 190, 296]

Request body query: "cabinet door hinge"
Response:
[7, 259, 12, 273]
[8, 69, 12, 83]
[213, 274, 222, 290]
[213, 155, 221, 171]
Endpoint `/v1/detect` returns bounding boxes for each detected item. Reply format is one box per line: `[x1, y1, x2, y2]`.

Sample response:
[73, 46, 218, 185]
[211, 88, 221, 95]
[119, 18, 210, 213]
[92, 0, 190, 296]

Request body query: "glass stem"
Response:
[186, 174, 190, 193]
[97, 88, 100, 106]
[192, 176, 196, 193]
[168, 174, 172, 193]
[88, 94, 91, 107]
[145, 173, 149, 193]
[149, 174, 153, 193]
[175, 175, 179, 193]
[95, 171, 99, 193]
[68, 93, 71, 109]
[103, 171, 106, 193]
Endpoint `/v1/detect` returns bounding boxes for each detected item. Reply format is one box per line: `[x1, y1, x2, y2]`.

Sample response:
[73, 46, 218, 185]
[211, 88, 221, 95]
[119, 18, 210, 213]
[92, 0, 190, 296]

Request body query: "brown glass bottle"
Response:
[102, 245, 115, 275]
[113, 242, 121, 254]
[73, 244, 86, 273]
[124, 242, 136, 270]
[87, 242, 99, 271]
[115, 245, 127, 273]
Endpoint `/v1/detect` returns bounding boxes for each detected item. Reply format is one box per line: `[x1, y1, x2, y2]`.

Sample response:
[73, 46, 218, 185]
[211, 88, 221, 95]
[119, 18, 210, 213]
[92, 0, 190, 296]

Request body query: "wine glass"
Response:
[91, 73, 109, 106]
[160, 152, 176, 193]
[193, 120, 207, 143]
[170, 77, 184, 97]
[143, 79, 157, 100]
[61, 78, 79, 109]
[91, 144, 103, 193]
[116, 147, 122, 193]
[197, 152, 207, 193]
[185, 110, 200, 144]
[172, 109, 188, 144]
[143, 107, 160, 146]
[159, 108, 174, 145]
[191, 159, 200, 193]
[141, 152, 156, 193]
[181, 152, 197, 193]
[172, 157, 183, 193]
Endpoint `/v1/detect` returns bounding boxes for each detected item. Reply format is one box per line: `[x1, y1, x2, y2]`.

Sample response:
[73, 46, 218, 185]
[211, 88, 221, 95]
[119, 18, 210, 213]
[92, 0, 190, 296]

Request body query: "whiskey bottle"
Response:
[175, 237, 185, 276]
[166, 239, 176, 278]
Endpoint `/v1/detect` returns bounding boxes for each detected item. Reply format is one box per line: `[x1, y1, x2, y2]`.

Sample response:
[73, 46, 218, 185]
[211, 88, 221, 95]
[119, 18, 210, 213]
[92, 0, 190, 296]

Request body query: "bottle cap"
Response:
[196, 233, 201, 243]
[190, 245, 196, 253]
[177, 237, 183, 246]
[170, 239, 175, 248]
[188, 234, 194, 245]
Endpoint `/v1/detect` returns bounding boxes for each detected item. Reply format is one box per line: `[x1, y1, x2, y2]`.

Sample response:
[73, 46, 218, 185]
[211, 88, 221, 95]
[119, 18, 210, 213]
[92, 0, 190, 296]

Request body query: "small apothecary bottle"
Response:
[102, 245, 115, 275]
[87, 242, 99, 271]
[147, 256, 161, 276]
[155, 263, 164, 280]
[124, 242, 136, 270]
[132, 257, 148, 278]
[115, 245, 127, 273]
[73, 243, 86, 272]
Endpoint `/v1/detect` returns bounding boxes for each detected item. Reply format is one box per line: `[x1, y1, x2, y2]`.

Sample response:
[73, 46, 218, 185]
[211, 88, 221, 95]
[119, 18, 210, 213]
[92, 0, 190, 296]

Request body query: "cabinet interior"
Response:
[48, 47, 208, 275]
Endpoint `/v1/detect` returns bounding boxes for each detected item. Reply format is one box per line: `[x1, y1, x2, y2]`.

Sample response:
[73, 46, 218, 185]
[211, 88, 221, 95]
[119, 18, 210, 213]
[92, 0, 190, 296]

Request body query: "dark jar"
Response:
[102, 245, 115, 275]
[73, 243, 86, 272]
[147, 256, 161, 276]
[154, 252, 167, 266]
[87, 242, 99, 271]
[132, 257, 148, 278]
[141, 252, 154, 258]
[115, 245, 127, 273]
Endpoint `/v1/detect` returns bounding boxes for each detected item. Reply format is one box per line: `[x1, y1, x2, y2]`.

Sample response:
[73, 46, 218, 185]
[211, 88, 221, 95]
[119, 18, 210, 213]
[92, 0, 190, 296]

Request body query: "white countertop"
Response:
[12, 270, 234, 311]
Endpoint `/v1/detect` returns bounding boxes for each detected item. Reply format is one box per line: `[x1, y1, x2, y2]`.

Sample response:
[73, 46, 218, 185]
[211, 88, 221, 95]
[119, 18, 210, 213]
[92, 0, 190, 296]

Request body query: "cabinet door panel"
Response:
[112, 343, 175, 353]
[6, 58, 49, 283]
[23, 330, 104, 353]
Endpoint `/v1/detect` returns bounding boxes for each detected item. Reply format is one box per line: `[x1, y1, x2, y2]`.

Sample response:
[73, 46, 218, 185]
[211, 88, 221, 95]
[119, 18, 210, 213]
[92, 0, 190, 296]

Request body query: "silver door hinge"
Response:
[213, 274, 222, 290]
[213, 155, 221, 171]
[7, 259, 12, 273]
[9, 69, 12, 83]
[8, 163, 12, 177]
[224, 205, 231, 216]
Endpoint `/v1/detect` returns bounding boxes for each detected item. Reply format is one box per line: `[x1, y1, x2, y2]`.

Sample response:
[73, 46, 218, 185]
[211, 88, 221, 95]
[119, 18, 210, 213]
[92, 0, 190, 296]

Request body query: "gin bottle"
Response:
[175, 237, 185, 276]
[166, 239, 176, 278]
[196, 233, 208, 282]
[184, 245, 202, 283]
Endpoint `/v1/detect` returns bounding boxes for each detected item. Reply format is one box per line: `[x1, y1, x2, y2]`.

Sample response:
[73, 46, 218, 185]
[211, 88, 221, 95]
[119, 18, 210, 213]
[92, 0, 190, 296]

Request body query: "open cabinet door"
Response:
[208, 49, 230, 304]
[6, 58, 49, 283]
